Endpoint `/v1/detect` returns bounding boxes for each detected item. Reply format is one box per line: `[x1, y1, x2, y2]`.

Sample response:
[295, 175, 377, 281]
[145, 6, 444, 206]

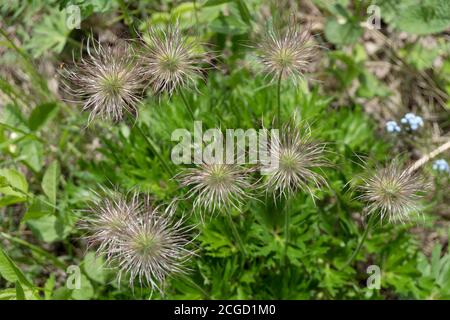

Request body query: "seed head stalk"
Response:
[341, 213, 376, 270]
[341, 139, 450, 269]
[407, 140, 450, 174]
[282, 198, 290, 266]
[125, 113, 174, 177]
[277, 70, 283, 129]
[179, 90, 195, 121]
[226, 211, 247, 257]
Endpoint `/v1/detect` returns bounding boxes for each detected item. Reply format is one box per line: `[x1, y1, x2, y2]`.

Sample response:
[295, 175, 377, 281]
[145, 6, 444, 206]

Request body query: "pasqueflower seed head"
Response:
[82, 190, 195, 291]
[265, 121, 328, 200]
[62, 38, 144, 123]
[256, 18, 316, 83]
[112, 201, 195, 291]
[359, 163, 427, 223]
[179, 163, 254, 213]
[140, 24, 211, 96]
[80, 189, 140, 257]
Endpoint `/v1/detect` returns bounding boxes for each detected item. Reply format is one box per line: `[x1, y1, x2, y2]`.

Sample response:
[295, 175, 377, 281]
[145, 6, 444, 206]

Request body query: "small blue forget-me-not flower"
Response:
[386, 120, 401, 133]
[432, 159, 449, 173]
[401, 113, 423, 131]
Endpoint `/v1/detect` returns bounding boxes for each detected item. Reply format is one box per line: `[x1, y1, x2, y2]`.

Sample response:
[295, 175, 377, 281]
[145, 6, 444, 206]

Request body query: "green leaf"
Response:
[15, 282, 25, 300]
[396, 0, 450, 35]
[0, 168, 29, 201]
[27, 215, 67, 243]
[25, 8, 71, 58]
[204, 0, 232, 6]
[83, 252, 107, 284]
[28, 103, 59, 131]
[21, 139, 44, 172]
[0, 249, 18, 283]
[41, 160, 60, 207]
[21, 196, 53, 223]
[44, 274, 56, 300]
[234, 0, 252, 26]
[71, 274, 94, 300]
[325, 18, 363, 45]
[0, 248, 34, 288]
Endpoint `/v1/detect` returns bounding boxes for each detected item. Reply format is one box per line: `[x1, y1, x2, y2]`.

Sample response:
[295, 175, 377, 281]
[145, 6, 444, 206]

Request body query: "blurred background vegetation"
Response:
[0, 0, 449, 299]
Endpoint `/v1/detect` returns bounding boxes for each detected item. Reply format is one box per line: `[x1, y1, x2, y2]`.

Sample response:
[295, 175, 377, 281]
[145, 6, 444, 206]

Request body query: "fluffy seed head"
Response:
[264, 121, 328, 199]
[179, 163, 254, 213]
[256, 18, 316, 83]
[359, 163, 427, 223]
[113, 203, 195, 291]
[82, 190, 195, 291]
[140, 24, 211, 95]
[62, 38, 144, 123]
[81, 189, 138, 257]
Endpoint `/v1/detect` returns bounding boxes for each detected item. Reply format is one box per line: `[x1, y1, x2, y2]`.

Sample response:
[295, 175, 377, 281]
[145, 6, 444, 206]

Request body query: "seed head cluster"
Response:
[82, 191, 195, 292]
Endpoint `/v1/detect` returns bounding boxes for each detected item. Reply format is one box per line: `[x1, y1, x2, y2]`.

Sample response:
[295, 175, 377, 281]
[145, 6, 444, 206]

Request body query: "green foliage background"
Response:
[0, 0, 449, 300]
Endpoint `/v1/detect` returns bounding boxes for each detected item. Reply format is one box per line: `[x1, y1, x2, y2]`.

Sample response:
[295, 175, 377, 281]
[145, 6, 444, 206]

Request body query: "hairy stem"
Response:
[226, 212, 247, 257]
[283, 198, 290, 266]
[341, 214, 376, 270]
[276, 71, 283, 128]
[179, 90, 195, 121]
[407, 140, 450, 174]
[126, 113, 174, 177]
[179, 274, 211, 299]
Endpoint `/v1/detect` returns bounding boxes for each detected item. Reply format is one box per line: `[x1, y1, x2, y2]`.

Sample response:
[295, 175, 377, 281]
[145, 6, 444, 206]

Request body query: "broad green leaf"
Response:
[325, 18, 363, 45]
[21, 139, 44, 172]
[28, 103, 59, 131]
[0, 249, 18, 283]
[21, 196, 53, 223]
[71, 274, 94, 300]
[41, 160, 60, 207]
[0, 168, 28, 199]
[27, 215, 67, 243]
[0, 248, 34, 288]
[83, 252, 107, 284]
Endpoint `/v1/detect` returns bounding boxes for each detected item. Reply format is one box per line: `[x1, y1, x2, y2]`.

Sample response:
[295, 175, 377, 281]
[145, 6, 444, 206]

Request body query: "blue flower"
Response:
[401, 113, 423, 131]
[432, 159, 449, 173]
[385, 120, 401, 133]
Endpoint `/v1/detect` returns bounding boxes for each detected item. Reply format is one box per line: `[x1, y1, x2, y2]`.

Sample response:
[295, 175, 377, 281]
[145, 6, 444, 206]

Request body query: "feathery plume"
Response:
[179, 163, 254, 213]
[140, 23, 211, 96]
[359, 162, 427, 223]
[82, 190, 195, 291]
[264, 120, 328, 199]
[62, 38, 144, 123]
[81, 189, 138, 258]
[255, 17, 316, 83]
